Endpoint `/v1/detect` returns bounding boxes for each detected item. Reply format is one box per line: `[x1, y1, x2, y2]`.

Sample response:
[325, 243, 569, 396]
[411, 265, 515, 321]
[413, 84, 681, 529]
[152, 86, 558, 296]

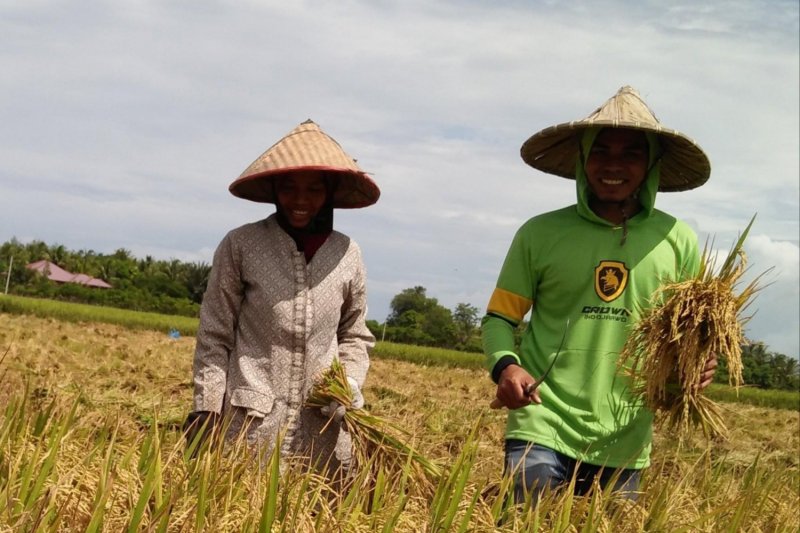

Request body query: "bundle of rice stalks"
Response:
[620, 216, 766, 439]
[305, 358, 442, 492]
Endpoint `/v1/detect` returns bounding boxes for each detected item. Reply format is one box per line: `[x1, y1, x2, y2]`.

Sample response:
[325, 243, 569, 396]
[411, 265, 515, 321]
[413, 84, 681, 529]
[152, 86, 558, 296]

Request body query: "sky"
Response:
[1, 0, 798, 358]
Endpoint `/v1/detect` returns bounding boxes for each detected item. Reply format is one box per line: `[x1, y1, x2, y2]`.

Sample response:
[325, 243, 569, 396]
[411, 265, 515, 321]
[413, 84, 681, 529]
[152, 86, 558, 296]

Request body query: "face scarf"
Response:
[274, 174, 337, 262]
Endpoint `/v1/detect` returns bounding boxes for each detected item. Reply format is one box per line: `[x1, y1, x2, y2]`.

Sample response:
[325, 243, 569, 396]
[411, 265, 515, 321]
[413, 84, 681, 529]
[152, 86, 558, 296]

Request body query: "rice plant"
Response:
[0, 310, 798, 531]
[305, 358, 443, 493]
[620, 215, 767, 438]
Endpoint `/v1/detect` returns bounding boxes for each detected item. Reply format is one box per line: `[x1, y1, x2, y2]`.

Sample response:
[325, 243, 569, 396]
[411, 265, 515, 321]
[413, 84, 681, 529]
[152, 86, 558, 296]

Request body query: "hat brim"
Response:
[521, 121, 710, 192]
[228, 166, 380, 208]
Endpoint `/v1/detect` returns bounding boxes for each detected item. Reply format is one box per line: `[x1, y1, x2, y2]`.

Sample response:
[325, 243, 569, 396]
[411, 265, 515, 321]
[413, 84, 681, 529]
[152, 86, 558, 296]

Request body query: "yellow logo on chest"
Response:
[594, 261, 629, 302]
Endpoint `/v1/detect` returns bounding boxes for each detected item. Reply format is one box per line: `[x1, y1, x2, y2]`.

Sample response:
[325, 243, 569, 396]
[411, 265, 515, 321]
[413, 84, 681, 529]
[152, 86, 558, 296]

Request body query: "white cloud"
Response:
[696, 232, 798, 357]
[740, 235, 799, 357]
[1, 0, 797, 357]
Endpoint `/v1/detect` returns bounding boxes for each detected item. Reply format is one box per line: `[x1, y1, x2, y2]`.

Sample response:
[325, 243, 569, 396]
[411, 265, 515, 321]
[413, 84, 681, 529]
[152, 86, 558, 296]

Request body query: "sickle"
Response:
[490, 318, 570, 410]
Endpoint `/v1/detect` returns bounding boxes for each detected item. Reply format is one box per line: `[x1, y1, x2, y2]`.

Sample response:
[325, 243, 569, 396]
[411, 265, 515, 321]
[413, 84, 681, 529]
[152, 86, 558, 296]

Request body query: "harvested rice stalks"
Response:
[620, 216, 765, 438]
[306, 358, 442, 491]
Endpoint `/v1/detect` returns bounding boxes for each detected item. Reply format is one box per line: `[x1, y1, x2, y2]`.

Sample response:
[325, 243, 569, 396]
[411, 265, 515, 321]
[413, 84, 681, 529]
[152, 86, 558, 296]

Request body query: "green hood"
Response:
[575, 127, 662, 227]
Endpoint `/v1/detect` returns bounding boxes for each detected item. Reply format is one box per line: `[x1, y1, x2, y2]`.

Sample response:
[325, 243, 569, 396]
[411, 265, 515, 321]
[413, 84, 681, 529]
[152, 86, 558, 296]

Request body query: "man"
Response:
[482, 86, 717, 503]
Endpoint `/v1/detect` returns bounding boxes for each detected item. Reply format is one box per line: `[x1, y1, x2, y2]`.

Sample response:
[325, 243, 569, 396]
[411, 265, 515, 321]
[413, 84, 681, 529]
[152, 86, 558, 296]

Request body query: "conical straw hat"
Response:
[520, 86, 710, 192]
[229, 120, 380, 208]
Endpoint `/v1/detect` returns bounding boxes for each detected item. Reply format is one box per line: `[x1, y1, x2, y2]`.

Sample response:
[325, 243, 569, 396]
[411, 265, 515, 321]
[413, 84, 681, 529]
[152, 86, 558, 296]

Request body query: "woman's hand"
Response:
[320, 401, 347, 423]
[320, 376, 364, 424]
[347, 377, 364, 409]
[182, 411, 220, 457]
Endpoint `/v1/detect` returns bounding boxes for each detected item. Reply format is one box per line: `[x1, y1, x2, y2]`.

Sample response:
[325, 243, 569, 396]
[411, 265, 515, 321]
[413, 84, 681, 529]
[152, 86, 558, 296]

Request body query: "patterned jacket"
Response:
[192, 214, 374, 464]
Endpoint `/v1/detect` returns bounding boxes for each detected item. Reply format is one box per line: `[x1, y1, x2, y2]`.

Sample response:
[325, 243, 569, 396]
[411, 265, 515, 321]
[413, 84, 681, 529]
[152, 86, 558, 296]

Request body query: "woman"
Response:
[185, 120, 379, 473]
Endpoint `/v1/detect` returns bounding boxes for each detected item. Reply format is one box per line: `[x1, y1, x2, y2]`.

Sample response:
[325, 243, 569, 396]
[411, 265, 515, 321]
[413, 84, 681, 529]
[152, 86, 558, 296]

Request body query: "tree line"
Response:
[730, 342, 800, 391]
[1, 238, 209, 317]
[366, 286, 485, 353]
[2, 238, 797, 391]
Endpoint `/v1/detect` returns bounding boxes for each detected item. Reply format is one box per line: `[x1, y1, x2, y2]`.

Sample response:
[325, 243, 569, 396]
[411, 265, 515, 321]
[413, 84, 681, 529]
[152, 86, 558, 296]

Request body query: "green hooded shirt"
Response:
[482, 129, 700, 468]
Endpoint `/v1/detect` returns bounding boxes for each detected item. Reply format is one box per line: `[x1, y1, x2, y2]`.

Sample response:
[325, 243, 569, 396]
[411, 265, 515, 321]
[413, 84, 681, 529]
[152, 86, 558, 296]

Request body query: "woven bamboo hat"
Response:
[229, 119, 380, 208]
[520, 86, 710, 192]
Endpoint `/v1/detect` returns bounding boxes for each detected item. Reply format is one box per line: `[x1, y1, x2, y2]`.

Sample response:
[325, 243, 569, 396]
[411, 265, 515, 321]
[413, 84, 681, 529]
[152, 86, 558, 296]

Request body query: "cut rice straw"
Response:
[305, 358, 442, 492]
[620, 215, 768, 439]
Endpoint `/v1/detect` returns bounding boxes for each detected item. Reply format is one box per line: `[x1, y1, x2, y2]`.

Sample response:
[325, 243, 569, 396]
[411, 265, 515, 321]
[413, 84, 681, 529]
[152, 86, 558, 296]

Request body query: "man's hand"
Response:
[496, 365, 543, 409]
[698, 353, 718, 390]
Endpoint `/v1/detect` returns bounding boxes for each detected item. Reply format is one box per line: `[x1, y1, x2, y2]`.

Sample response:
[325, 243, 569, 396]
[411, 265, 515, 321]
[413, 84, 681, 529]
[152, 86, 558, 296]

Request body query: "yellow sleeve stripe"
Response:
[487, 287, 532, 323]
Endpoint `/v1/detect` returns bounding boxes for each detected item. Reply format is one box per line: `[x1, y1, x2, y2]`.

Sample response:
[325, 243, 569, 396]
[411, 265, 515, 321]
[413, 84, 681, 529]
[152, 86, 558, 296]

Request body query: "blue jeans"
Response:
[504, 440, 641, 504]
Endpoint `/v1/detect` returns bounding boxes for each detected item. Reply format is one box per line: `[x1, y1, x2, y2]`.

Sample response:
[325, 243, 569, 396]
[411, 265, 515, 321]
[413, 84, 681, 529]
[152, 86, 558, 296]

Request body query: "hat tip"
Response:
[618, 85, 640, 95]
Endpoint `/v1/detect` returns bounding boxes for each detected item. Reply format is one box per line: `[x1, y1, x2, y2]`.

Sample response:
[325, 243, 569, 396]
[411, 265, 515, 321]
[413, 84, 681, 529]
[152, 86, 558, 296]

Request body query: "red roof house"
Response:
[26, 260, 112, 289]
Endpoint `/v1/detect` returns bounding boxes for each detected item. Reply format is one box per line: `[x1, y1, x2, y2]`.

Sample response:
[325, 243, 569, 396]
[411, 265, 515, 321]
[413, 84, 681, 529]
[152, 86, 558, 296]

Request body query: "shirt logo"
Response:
[594, 261, 628, 302]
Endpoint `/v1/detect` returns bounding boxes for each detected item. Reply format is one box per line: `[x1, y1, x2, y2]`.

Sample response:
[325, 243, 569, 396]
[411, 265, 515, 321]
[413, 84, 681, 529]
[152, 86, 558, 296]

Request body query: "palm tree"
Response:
[771, 354, 800, 390]
[161, 259, 183, 282]
[26, 240, 50, 263]
[46, 244, 69, 267]
[183, 262, 212, 304]
[77, 249, 98, 275]
[741, 342, 770, 388]
[137, 255, 156, 276]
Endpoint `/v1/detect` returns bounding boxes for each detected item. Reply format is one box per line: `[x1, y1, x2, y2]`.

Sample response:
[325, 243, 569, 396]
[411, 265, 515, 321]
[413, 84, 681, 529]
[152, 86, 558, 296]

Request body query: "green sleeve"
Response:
[496, 224, 537, 306]
[481, 314, 520, 372]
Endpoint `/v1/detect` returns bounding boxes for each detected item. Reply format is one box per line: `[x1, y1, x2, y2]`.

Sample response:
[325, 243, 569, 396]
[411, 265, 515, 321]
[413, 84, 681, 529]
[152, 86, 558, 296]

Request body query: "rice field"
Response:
[1, 294, 796, 411]
[0, 294, 199, 336]
[1, 311, 798, 532]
